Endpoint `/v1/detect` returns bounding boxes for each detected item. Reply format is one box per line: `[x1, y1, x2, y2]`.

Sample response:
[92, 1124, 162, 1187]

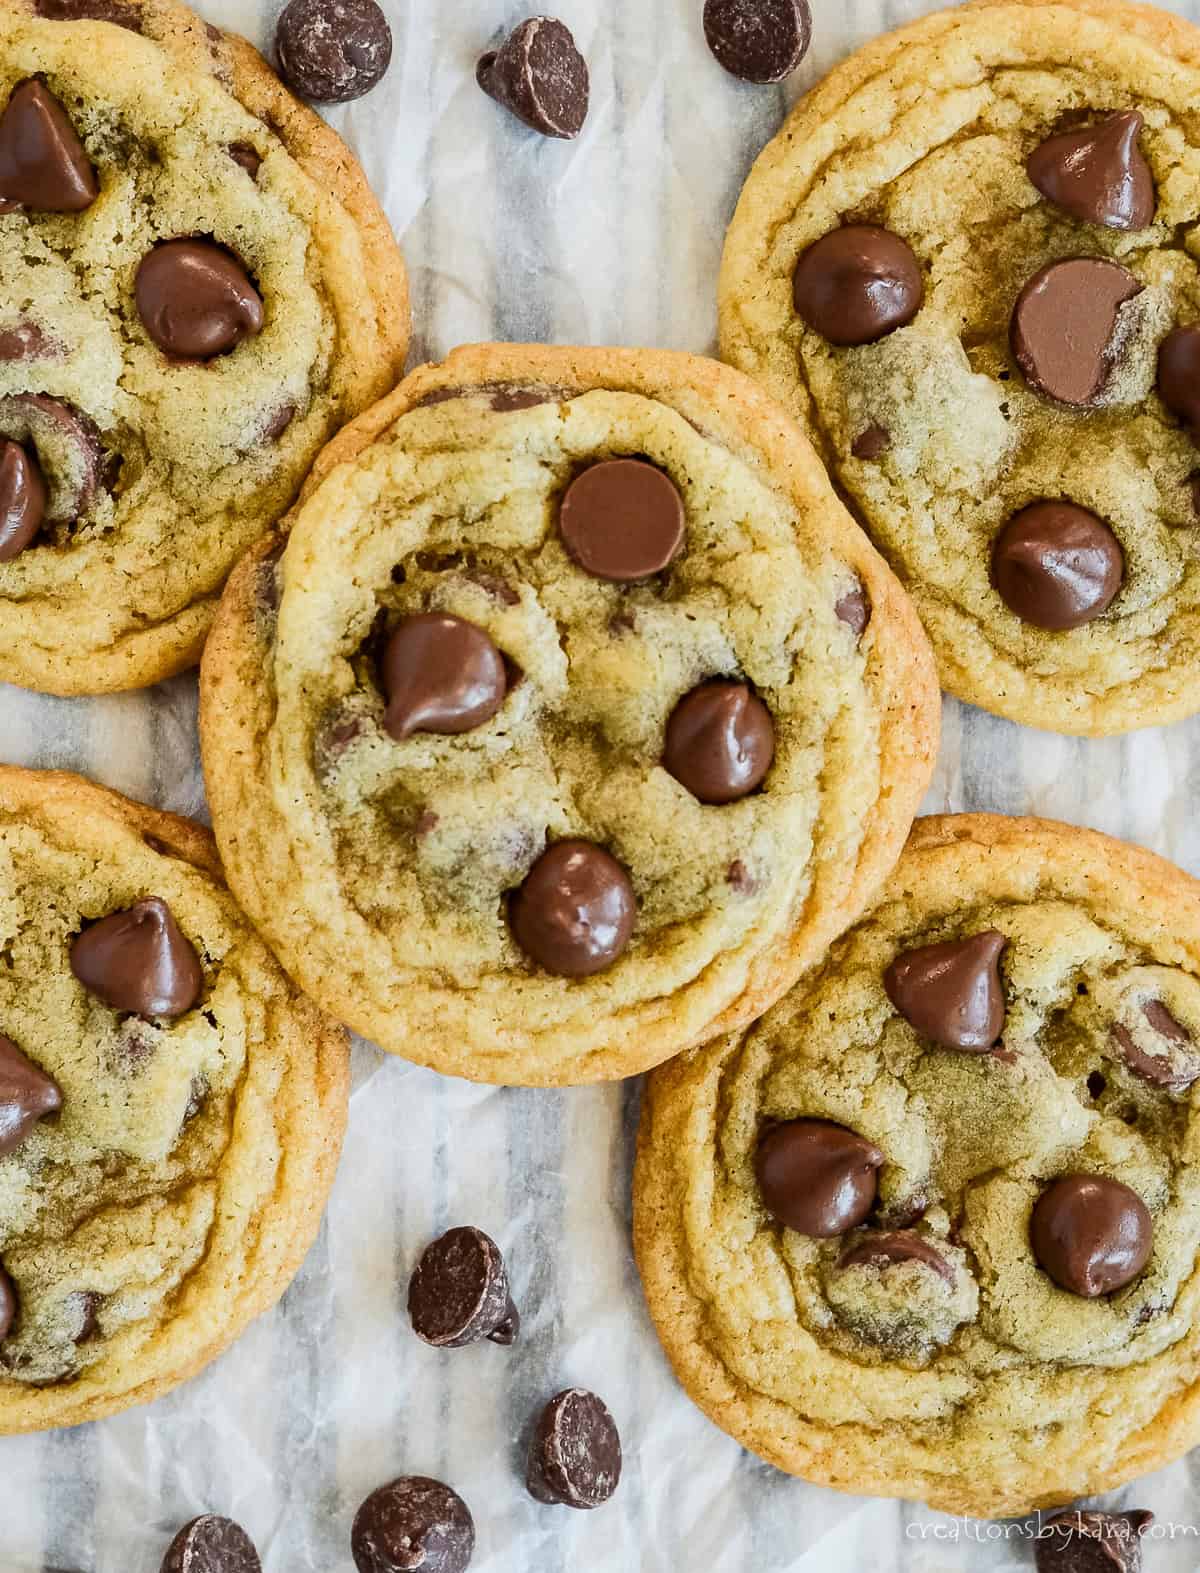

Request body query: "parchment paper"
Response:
[5, 0, 1200, 1567]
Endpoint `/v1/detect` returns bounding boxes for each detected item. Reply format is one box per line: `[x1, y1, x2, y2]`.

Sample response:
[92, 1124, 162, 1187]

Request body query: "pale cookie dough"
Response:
[0, 0, 407, 695]
[0, 765, 347, 1433]
[720, 0, 1200, 735]
[635, 814, 1200, 1518]
[199, 344, 939, 1086]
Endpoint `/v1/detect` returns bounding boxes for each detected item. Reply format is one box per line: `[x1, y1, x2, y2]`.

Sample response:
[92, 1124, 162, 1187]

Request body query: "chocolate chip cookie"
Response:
[0, 0, 407, 695]
[0, 765, 347, 1432]
[720, 0, 1200, 735]
[635, 814, 1200, 1516]
[199, 343, 938, 1085]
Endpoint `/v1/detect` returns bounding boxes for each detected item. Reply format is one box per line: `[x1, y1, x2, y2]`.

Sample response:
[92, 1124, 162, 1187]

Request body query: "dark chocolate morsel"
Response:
[851, 424, 890, 460]
[835, 586, 871, 637]
[1036, 1509, 1153, 1573]
[34, 0, 142, 26]
[408, 1226, 519, 1348]
[510, 840, 636, 978]
[228, 142, 262, 179]
[703, 0, 812, 84]
[0, 1034, 62, 1155]
[70, 897, 203, 1020]
[351, 1477, 475, 1573]
[755, 1119, 884, 1237]
[793, 225, 924, 347]
[382, 613, 507, 741]
[1011, 257, 1142, 406]
[527, 1389, 622, 1510]
[992, 501, 1123, 631]
[161, 1515, 262, 1573]
[1158, 325, 1200, 430]
[0, 80, 98, 213]
[275, 0, 392, 104]
[838, 1230, 955, 1285]
[1031, 1173, 1153, 1297]
[0, 1266, 15, 1340]
[477, 18, 589, 140]
[559, 459, 686, 581]
[663, 681, 775, 804]
[884, 931, 1008, 1052]
[135, 240, 264, 359]
[0, 441, 46, 562]
[1027, 111, 1155, 231]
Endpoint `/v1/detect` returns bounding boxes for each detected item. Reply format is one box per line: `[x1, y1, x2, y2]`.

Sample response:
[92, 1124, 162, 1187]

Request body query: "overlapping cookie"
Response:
[721, 0, 1200, 735]
[0, 0, 407, 695]
[0, 766, 347, 1433]
[636, 814, 1200, 1517]
[199, 344, 939, 1085]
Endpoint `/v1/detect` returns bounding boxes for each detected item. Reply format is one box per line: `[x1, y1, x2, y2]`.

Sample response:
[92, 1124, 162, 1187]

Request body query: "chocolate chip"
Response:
[1158, 324, 1200, 430]
[0, 394, 105, 525]
[70, 897, 203, 1020]
[703, 0, 811, 83]
[408, 1227, 519, 1348]
[1112, 1000, 1200, 1092]
[559, 460, 685, 581]
[838, 1230, 955, 1285]
[275, 0, 392, 103]
[68, 1290, 102, 1344]
[228, 143, 261, 179]
[1011, 257, 1142, 406]
[477, 18, 589, 140]
[161, 1515, 261, 1573]
[527, 1389, 621, 1510]
[351, 1478, 474, 1573]
[835, 586, 871, 637]
[0, 322, 55, 361]
[0, 80, 98, 213]
[885, 931, 1008, 1052]
[381, 613, 507, 742]
[0, 440, 46, 562]
[793, 225, 923, 347]
[136, 240, 263, 360]
[755, 1119, 884, 1237]
[34, 0, 142, 27]
[851, 423, 890, 460]
[663, 681, 775, 804]
[992, 501, 1123, 631]
[466, 569, 519, 606]
[0, 1034, 61, 1155]
[1036, 1510, 1153, 1573]
[259, 403, 295, 443]
[1028, 111, 1155, 232]
[489, 387, 553, 412]
[1031, 1174, 1153, 1297]
[510, 840, 636, 978]
[0, 1266, 16, 1340]
[726, 859, 756, 894]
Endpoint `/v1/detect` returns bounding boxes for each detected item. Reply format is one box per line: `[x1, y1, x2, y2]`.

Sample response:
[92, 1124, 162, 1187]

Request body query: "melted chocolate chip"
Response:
[835, 585, 871, 637]
[703, 0, 812, 83]
[0, 322, 55, 361]
[351, 1478, 474, 1573]
[135, 240, 263, 360]
[68, 1290, 102, 1344]
[726, 859, 756, 894]
[851, 423, 890, 460]
[0, 440, 46, 562]
[1027, 111, 1155, 231]
[793, 225, 924, 346]
[663, 681, 774, 804]
[510, 841, 636, 978]
[0, 1034, 61, 1155]
[755, 1119, 884, 1237]
[478, 18, 589, 140]
[1112, 1000, 1200, 1092]
[884, 931, 1008, 1052]
[527, 1389, 621, 1510]
[34, 0, 142, 27]
[1157, 325, 1200, 430]
[0, 394, 105, 525]
[381, 613, 507, 741]
[161, 1515, 262, 1573]
[276, 0, 392, 103]
[1011, 257, 1142, 406]
[0, 80, 98, 213]
[1031, 1174, 1153, 1297]
[992, 501, 1124, 631]
[838, 1230, 955, 1285]
[70, 897, 203, 1020]
[559, 459, 686, 581]
[408, 1227, 519, 1348]
[228, 142, 261, 179]
[259, 403, 295, 443]
[0, 1266, 16, 1340]
[1036, 1509, 1153, 1573]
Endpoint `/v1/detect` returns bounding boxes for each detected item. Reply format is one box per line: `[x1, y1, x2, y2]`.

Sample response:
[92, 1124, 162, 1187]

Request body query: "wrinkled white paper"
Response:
[4, 0, 1200, 1567]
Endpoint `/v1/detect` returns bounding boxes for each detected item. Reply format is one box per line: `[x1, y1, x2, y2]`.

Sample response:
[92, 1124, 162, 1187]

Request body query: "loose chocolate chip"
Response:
[34, 0, 142, 27]
[275, 0, 392, 103]
[835, 586, 871, 637]
[0, 1266, 16, 1340]
[70, 897, 203, 1020]
[793, 225, 924, 347]
[381, 613, 507, 741]
[1011, 257, 1142, 406]
[559, 459, 686, 581]
[0, 80, 98, 213]
[0, 440, 46, 562]
[1157, 324, 1200, 430]
[851, 423, 890, 460]
[510, 840, 636, 978]
[0, 394, 105, 525]
[161, 1515, 262, 1573]
[408, 1227, 519, 1348]
[755, 1119, 884, 1237]
[0, 322, 55, 361]
[885, 931, 1008, 1052]
[477, 18, 589, 140]
[703, 0, 811, 83]
[663, 681, 775, 804]
[838, 1229, 955, 1285]
[228, 142, 261, 179]
[0, 1034, 61, 1155]
[1112, 1000, 1200, 1092]
[135, 240, 263, 360]
[1027, 111, 1155, 231]
[1031, 1174, 1153, 1297]
[1036, 1510, 1153, 1573]
[992, 501, 1124, 631]
[351, 1478, 474, 1573]
[527, 1389, 621, 1510]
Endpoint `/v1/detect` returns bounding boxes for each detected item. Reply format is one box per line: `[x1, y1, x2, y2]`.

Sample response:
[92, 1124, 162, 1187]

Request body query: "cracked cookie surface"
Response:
[199, 344, 938, 1086]
[635, 814, 1200, 1517]
[0, 766, 347, 1432]
[720, 0, 1200, 735]
[0, 0, 407, 695]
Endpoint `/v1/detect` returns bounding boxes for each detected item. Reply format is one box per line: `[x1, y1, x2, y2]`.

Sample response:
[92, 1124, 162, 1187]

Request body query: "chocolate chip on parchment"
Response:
[755, 1119, 884, 1237]
[527, 1388, 622, 1510]
[477, 18, 589, 140]
[1011, 257, 1142, 406]
[1027, 111, 1155, 231]
[884, 931, 1008, 1052]
[276, 0, 392, 103]
[1035, 1508, 1154, 1573]
[0, 1033, 61, 1155]
[408, 1226, 519, 1348]
[351, 1478, 475, 1573]
[161, 1515, 261, 1573]
[703, 0, 812, 84]
[70, 897, 203, 1020]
